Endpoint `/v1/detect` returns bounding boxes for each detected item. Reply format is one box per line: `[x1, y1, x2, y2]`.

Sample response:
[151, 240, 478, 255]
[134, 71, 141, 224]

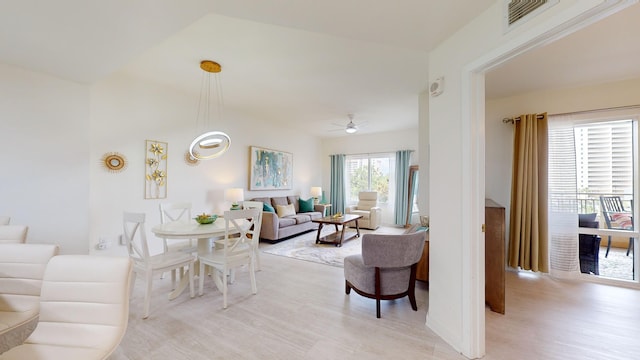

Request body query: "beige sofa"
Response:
[251, 195, 324, 242]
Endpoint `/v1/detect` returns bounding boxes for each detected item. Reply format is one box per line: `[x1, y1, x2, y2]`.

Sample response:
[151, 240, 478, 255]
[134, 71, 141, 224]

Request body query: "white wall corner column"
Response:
[418, 90, 430, 219]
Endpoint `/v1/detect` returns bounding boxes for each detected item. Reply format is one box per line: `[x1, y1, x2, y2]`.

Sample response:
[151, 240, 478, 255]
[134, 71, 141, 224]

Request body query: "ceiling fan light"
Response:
[345, 120, 358, 133]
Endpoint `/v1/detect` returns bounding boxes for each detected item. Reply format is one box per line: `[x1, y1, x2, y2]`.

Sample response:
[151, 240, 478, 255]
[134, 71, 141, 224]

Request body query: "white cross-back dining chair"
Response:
[198, 209, 259, 309]
[242, 201, 263, 271]
[123, 212, 195, 319]
[159, 202, 196, 252]
[159, 202, 197, 282]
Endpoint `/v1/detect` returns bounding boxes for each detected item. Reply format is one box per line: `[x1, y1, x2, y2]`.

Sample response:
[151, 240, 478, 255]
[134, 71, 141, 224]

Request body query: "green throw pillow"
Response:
[299, 198, 314, 212]
[263, 203, 275, 213]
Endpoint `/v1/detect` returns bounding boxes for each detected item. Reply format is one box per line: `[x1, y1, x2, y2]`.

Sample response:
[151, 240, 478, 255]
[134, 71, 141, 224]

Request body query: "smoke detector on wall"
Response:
[430, 77, 444, 97]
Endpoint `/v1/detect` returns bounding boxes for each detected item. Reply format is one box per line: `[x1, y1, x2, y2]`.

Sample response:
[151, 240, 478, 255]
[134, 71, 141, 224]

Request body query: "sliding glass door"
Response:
[549, 109, 638, 283]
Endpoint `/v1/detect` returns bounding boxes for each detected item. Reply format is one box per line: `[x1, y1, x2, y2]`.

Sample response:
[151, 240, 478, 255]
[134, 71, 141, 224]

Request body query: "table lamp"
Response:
[225, 188, 244, 210]
[310, 186, 322, 204]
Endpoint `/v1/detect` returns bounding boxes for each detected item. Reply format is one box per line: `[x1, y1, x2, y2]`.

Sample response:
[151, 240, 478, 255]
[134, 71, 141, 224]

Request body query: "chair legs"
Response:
[199, 262, 257, 309]
[605, 236, 634, 257]
[143, 272, 153, 319]
[141, 265, 192, 319]
[254, 249, 261, 271]
[345, 265, 419, 319]
[374, 267, 381, 319]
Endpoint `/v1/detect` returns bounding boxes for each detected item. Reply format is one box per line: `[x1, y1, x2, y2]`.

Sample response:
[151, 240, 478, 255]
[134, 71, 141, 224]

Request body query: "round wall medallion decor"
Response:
[184, 150, 200, 166]
[101, 152, 127, 173]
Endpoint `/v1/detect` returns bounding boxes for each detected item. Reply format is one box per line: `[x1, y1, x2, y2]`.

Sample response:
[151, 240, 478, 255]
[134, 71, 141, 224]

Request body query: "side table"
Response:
[315, 203, 332, 216]
[416, 231, 429, 282]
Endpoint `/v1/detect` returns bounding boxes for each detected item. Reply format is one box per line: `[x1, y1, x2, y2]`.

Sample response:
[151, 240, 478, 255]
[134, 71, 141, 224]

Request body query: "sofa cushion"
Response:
[263, 203, 275, 213]
[276, 204, 296, 218]
[350, 210, 371, 220]
[288, 196, 300, 213]
[299, 198, 314, 212]
[278, 217, 296, 228]
[611, 212, 633, 229]
[292, 214, 311, 224]
[271, 197, 289, 208]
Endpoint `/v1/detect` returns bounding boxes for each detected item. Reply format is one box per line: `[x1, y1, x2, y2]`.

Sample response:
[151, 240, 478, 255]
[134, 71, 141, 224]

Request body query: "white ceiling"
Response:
[2, 1, 639, 137]
[0, 0, 495, 137]
[486, 2, 640, 99]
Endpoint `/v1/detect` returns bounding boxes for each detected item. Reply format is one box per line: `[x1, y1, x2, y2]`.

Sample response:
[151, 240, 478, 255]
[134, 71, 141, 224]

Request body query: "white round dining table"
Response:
[150, 219, 237, 300]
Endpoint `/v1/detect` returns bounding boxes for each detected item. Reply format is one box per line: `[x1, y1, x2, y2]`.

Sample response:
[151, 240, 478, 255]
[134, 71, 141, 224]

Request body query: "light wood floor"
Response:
[111, 246, 640, 360]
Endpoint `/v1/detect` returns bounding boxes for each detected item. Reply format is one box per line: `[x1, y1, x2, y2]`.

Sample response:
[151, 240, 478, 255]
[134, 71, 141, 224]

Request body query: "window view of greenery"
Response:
[345, 155, 391, 204]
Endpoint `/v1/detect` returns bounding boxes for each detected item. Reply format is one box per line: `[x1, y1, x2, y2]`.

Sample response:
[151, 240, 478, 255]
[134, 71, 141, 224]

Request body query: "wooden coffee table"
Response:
[312, 214, 363, 247]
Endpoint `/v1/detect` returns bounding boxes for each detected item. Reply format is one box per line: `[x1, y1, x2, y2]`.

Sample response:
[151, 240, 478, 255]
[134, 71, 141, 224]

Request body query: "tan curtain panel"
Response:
[508, 113, 549, 272]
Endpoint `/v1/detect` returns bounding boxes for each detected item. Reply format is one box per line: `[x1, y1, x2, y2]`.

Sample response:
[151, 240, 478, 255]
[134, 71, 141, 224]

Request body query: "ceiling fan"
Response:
[331, 114, 365, 134]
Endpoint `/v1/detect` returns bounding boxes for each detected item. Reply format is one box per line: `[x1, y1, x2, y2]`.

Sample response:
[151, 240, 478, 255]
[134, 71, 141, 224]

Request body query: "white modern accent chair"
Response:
[0, 225, 28, 244]
[0, 255, 133, 360]
[198, 209, 259, 309]
[123, 212, 195, 319]
[0, 244, 59, 354]
[159, 202, 196, 282]
[346, 191, 381, 230]
[0, 216, 9, 225]
[242, 201, 263, 271]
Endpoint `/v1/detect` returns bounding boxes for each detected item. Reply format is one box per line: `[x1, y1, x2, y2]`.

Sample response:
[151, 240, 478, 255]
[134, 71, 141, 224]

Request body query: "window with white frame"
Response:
[345, 153, 396, 221]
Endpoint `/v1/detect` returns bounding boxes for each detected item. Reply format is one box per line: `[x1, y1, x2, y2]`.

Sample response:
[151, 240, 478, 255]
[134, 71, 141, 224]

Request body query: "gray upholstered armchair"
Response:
[345, 191, 381, 229]
[343, 231, 426, 318]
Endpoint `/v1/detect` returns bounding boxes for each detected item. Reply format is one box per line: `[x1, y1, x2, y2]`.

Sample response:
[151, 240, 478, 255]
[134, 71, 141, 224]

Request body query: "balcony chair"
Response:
[344, 231, 426, 318]
[345, 191, 381, 230]
[599, 196, 633, 257]
[0, 255, 133, 360]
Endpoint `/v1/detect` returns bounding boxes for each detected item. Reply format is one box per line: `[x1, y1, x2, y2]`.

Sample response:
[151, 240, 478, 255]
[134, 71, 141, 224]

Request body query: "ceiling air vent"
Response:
[504, 0, 559, 31]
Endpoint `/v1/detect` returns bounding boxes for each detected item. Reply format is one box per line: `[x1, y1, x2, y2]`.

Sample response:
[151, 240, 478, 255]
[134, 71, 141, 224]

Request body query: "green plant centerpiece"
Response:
[195, 213, 218, 225]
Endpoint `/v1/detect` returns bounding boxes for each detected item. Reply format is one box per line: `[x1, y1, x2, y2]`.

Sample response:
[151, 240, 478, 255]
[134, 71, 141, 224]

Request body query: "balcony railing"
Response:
[577, 192, 632, 216]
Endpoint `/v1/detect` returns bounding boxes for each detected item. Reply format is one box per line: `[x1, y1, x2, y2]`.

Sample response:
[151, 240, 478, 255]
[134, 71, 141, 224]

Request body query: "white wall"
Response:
[427, 0, 621, 356]
[486, 77, 640, 252]
[0, 58, 414, 256]
[320, 127, 419, 224]
[0, 63, 90, 254]
[89, 72, 324, 256]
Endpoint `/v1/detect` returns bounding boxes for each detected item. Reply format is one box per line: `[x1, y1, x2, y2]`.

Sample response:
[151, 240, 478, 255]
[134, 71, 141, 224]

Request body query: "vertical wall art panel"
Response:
[249, 146, 292, 190]
[145, 140, 168, 199]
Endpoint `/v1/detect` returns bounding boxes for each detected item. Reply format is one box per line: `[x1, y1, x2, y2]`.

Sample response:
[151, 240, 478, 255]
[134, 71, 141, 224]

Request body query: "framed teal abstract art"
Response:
[249, 146, 292, 190]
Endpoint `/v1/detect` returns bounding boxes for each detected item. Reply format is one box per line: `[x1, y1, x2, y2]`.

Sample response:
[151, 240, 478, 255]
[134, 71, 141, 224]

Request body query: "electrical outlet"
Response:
[96, 236, 112, 250]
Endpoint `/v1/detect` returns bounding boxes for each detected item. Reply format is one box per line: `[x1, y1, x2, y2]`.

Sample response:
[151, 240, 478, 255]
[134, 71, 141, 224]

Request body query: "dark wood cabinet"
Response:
[485, 199, 505, 314]
[416, 232, 429, 282]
